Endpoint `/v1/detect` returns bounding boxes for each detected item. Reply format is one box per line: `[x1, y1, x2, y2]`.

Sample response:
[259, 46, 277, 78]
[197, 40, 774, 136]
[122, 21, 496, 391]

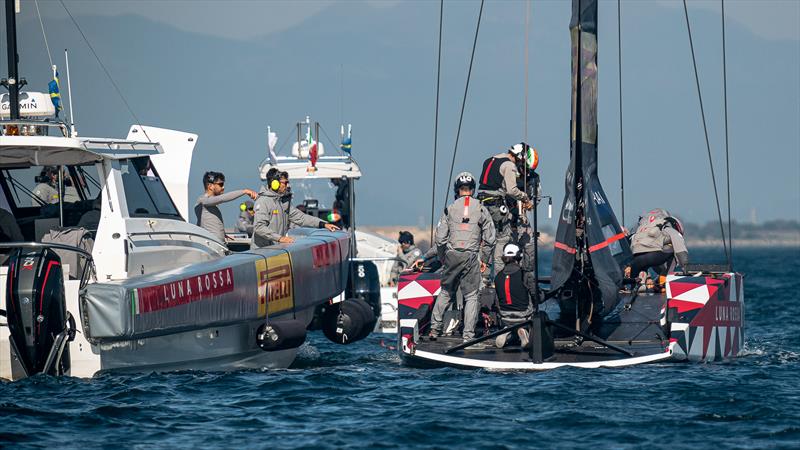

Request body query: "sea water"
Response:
[1, 247, 798, 449]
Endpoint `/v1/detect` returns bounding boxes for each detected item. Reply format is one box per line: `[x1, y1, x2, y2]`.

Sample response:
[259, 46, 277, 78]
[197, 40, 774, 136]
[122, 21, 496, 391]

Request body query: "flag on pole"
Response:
[308, 126, 318, 167]
[48, 70, 62, 117]
[267, 126, 278, 166]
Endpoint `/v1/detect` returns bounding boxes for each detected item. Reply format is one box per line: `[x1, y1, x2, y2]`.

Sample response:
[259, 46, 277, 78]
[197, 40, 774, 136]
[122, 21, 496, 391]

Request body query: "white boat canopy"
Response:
[0, 135, 162, 167]
[259, 155, 362, 181]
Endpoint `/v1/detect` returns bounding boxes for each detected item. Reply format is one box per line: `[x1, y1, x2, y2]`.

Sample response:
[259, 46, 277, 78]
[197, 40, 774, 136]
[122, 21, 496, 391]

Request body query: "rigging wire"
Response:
[617, 0, 625, 227]
[430, 0, 444, 244]
[682, 0, 729, 265]
[58, 0, 150, 141]
[443, 0, 485, 208]
[34, 0, 54, 69]
[721, 0, 733, 268]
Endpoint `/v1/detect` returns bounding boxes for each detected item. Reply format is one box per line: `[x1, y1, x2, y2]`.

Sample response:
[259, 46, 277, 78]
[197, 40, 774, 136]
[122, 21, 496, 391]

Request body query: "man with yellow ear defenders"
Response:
[236, 200, 255, 237]
[251, 168, 340, 248]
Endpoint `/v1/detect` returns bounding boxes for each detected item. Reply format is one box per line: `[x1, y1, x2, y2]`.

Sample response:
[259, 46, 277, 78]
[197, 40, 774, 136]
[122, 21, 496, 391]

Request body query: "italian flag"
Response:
[308, 127, 318, 167]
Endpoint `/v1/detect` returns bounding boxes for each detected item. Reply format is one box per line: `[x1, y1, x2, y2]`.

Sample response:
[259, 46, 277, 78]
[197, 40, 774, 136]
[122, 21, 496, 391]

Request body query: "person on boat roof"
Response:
[494, 243, 538, 349]
[625, 208, 689, 282]
[428, 172, 496, 347]
[194, 171, 257, 243]
[477, 143, 534, 281]
[389, 231, 423, 286]
[252, 169, 340, 248]
[236, 200, 255, 237]
[31, 166, 60, 206]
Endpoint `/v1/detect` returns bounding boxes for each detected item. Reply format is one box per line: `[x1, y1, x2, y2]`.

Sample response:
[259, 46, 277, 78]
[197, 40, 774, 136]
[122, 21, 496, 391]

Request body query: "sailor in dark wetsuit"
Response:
[477, 143, 532, 284]
[493, 243, 537, 349]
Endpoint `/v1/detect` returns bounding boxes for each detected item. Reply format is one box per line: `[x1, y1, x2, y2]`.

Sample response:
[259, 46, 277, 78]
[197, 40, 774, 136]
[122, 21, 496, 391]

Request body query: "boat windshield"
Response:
[290, 178, 341, 210]
[119, 157, 182, 220]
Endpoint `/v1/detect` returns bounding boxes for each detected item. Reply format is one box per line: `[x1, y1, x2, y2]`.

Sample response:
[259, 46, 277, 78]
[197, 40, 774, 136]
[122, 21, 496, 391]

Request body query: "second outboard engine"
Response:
[4, 248, 75, 378]
[346, 260, 381, 326]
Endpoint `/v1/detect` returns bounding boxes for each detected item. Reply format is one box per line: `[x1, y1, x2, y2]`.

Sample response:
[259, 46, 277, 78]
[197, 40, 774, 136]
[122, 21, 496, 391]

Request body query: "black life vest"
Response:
[494, 266, 530, 312]
[479, 156, 504, 191]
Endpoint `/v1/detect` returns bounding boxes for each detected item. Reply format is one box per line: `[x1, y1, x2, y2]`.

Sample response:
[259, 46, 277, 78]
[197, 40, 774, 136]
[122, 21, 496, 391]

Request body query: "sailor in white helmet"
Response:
[625, 209, 689, 283]
[477, 143, 534, 281]
[428, 172, 496, 347]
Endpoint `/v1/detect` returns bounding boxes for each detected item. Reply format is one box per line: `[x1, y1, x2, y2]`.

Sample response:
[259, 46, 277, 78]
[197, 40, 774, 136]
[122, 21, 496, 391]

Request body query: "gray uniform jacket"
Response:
[631, 224, 689, 267]
[195, 189, 247, 243]
[252, 186, 324, 248]
[390, 245, 423, 282]
[236, 211, 254, 236]
[32, 183, 59, 206]
[434, 195, 496, 264]
[481, 154, 528, 202]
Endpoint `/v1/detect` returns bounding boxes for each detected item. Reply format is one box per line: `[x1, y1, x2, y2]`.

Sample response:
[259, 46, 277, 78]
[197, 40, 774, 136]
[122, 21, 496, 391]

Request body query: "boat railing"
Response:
[0, 120, 69, 137]
[127, 230, 230, 255]
[81, 139, 162, 155]
[0, 242, 96, 289]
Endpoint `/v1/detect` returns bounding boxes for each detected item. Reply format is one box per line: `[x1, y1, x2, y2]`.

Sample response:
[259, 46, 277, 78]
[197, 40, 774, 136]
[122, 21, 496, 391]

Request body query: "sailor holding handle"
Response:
[252, 168, 339, 248]
[477, 143, 533, 281]
[195, 171, 257, 243]
[427, 172, 496, 346]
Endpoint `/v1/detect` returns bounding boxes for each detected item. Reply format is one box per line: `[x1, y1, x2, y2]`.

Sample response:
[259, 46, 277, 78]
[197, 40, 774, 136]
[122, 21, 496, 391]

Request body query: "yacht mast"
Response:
[2, 0, 23, 120]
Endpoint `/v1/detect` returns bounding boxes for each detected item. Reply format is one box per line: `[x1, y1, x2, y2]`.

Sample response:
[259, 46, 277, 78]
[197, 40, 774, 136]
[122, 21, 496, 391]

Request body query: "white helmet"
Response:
[503, 243, 521, 258]
[509, 142, 528, 157]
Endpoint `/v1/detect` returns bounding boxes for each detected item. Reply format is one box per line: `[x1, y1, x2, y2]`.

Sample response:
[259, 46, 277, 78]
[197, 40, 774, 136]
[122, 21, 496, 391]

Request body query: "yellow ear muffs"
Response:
[240, 202, 247, 211]
[270, 179, 280, 191]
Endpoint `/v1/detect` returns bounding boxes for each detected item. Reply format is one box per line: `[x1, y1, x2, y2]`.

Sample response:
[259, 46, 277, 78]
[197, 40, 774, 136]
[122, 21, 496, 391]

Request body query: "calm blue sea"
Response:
[1, 247, 798, 449]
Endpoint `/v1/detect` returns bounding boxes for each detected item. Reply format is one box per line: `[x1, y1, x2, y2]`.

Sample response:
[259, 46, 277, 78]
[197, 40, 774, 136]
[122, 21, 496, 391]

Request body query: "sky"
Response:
[3, 0, 799, 229]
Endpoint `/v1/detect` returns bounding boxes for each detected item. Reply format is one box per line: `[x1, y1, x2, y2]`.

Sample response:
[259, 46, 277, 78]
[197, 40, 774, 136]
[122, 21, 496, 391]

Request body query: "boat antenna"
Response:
[58, 0, 150, 142]
[721, 0, 733, 268]
[682, 0, 729, 266]
[65, 49, 76, 136]
[430, 0, 443, 245]
[443, 0, 484, 208]
[617, 0, 625, 227]
[2, 0, 23, 120]
[523, 0, 530, 144]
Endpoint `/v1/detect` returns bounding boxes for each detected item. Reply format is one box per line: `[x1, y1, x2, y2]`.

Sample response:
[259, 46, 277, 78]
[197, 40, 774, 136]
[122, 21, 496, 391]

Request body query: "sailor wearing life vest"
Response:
[428, 172, 496, 345]
[627, 209, 689, 281]
[477, 143, 533, 280]
[493, 243, 538, 349]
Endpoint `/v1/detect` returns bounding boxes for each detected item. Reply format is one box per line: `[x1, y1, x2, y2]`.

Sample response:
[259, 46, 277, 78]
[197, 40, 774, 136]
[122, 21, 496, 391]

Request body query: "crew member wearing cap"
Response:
[494, 243, 538, 349]
[236, 200, 255, 237]
[31, 166, 60, 206]
[252, 168, 340, 248]
[194, 171, 258, 243]
[428, 172, 495, 348]
[477, 143, 534, 282]
[389, 231, 422, 286]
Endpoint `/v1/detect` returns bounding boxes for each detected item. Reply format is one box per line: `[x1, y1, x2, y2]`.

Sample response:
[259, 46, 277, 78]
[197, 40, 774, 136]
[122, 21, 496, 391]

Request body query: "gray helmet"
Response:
[453, 172, 476, 195]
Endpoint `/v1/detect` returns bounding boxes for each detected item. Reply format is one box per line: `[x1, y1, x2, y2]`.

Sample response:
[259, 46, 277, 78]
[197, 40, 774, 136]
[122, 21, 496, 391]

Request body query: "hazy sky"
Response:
[4, 0, 799, 228]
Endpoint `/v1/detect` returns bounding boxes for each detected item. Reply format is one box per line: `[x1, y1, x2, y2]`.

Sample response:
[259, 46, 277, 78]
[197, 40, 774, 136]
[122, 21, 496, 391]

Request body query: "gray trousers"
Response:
[431, 249, 482, 340]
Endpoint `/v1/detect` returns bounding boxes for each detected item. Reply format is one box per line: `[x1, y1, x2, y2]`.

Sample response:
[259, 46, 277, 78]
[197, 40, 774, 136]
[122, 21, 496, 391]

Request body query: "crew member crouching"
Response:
[626, 208, 689, 283]
[494, 243, 537, 349]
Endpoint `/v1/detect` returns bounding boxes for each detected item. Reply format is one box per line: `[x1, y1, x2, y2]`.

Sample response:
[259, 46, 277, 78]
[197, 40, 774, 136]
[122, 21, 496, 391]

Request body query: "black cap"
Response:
[398, 231, 414, 245]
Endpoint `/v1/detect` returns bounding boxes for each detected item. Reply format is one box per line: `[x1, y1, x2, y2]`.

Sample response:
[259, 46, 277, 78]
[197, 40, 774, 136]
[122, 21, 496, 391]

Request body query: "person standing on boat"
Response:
[31, 166, 60, 206]
[626, 209, 689, 282]
[477, 143, 533, 282]
[252, 168, 340, 248]
[428, 172, 496, 346]
[194, 171, 257, 243]
[494, 243, 537, 349]
[389, 231, 423, 286]
[236, 200, 255, 237]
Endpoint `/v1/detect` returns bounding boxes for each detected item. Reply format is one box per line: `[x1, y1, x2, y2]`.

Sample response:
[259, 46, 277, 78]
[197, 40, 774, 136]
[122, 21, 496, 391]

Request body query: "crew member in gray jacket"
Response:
[252, 169, 339, 248]
[194, 171, 257, 243]
[428, 172, 496, 345]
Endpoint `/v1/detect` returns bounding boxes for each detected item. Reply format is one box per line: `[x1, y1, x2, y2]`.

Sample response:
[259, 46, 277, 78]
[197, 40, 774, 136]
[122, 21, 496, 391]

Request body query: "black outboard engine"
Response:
[4, 248, 75, 378]
[346, 260, 381, 323]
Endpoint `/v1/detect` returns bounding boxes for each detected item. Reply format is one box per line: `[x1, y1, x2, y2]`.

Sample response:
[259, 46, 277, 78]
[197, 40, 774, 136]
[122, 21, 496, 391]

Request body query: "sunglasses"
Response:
[214, 181, 225, 187]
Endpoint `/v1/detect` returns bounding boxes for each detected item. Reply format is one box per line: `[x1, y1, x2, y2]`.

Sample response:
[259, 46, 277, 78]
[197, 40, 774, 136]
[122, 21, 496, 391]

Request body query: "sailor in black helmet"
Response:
[389, 231, 422, 286]
[428, 172, 496, 347]
[477, 143, 533, 281]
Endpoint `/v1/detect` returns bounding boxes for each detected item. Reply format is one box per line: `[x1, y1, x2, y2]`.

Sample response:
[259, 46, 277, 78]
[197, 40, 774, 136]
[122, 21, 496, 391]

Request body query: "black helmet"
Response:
[398, 231, 414, 245]
[453, 171, 476, 195]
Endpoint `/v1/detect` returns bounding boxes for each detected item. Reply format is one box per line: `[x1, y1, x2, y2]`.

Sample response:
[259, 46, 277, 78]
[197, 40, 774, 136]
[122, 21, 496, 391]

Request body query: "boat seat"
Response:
[41, 227, 94, 280]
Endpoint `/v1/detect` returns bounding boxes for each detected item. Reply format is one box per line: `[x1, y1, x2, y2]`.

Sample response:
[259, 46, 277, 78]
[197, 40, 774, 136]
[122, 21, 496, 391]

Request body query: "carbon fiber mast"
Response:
[2, 0, 25, 119]
[550, 0, 631, 333]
